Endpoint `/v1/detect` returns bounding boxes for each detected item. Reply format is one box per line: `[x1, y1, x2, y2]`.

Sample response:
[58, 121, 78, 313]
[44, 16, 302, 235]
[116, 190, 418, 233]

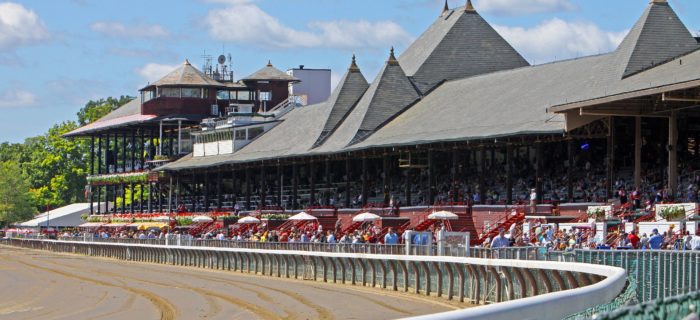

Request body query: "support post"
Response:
[345, 158, 351, 208]
[89, 136, 95, 215]
[383, 153, 390, 206]
[309, 161, 315, 206]
[361, 157, 368, 207]
[245, 167, 251, 210]
[506, 144, 513, 205]
[405, 168, 412, 206]
[292, 163, 298, 209]
[568, 139, 575, 202]
[325, 158, 332, 206]
[276, 162, 282, 207]
[204, 170, 210, 212]
[635, 116, 642, 191]
[260, 165, 267, 208]
[536, 142, 543, 203]
[217, 169, 222, 211]
[607, 117, 614, 200]
[669, 111, 678, 197]
[452, 148, 458, 203]
[428, 149, 435, 205]
[479, 147, 485, 205]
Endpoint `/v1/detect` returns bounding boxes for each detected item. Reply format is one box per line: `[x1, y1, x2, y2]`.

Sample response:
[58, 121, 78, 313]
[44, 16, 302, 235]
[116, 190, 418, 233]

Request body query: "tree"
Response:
[0, 161, 36, 227]
[76, 95, 134, 125]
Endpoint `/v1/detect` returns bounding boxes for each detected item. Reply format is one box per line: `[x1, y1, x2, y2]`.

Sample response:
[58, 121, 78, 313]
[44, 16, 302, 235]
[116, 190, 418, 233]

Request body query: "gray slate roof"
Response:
[617, 1, 700, 78]
[312, 57, 369, 148]
[157, 0, 700, 171]
[144, 60, 222, 89]
[314, 52, 420, 150]
[242, 61, 299, 82]
[399, 5, 529, 93]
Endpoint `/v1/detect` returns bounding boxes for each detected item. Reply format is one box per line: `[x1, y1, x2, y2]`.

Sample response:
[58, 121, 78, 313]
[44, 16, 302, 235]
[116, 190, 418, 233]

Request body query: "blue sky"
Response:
[0, 0, 699, 143]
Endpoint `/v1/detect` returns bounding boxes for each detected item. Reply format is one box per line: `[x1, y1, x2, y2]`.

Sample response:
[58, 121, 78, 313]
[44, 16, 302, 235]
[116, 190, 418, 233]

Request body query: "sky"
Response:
[0, 0, 699, 143]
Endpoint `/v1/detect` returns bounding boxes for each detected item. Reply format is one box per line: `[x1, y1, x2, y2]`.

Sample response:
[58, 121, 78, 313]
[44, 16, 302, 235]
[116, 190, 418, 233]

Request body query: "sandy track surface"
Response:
[0, 246, 457, 320]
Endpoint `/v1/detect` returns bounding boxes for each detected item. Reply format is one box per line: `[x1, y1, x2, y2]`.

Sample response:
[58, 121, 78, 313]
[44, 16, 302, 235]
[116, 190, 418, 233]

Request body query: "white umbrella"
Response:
[428, 211, 459, 220]
[288, 212, 317, 221]
[238, 216, 261, 224]
[352, 212, 381, 222]
[193, 215, 214, 223]
[153, 215, 171, 222]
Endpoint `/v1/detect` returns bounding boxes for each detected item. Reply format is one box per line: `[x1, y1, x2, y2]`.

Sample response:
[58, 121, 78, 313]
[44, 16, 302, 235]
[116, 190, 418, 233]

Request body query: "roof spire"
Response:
[184, 59, 191, 65]
[441, 0, 449, 16]
[388, 47, 399, 65]
[650, 0, 667, 4]
[267, 60, 273, 67]
[349, 54, 360, 72]
[465, 0, 475, 12]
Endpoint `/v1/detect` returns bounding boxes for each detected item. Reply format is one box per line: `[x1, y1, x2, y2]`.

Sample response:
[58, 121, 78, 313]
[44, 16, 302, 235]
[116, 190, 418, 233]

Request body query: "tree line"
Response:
[0, 96, 133, 227]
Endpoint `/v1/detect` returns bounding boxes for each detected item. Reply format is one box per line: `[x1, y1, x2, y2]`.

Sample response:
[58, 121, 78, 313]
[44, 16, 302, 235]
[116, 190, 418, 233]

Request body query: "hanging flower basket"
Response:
[87, 172, 149, 186]
[587, 208, 606, 220]
[659, 206, 686, 221]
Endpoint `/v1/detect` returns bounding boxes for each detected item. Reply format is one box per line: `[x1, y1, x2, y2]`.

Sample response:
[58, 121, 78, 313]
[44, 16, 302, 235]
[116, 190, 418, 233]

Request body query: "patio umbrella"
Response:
[352, 212, 381, 222]
[238, 216, 261, 224]
[288, 212, 318, 221]
[192, 215, 214, 223]
[428, 211, 459, 220]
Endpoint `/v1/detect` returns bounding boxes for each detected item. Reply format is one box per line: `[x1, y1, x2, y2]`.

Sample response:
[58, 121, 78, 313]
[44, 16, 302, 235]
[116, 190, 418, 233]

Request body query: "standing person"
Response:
[384, 227, 398, 245]
[649, 229, 664, 249]
[529, 188, 537, 214]
[491, 228, 510, 248]
[627, 230, 640, 248]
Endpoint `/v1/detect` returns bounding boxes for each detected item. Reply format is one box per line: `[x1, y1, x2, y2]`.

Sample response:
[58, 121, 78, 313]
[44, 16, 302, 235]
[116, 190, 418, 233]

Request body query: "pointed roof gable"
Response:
[312, 55, 370, 148]
[144, 60, 222, 89]
[616, 0, 700, 78]
[348, 48, 421, 144]
[399, 2, 529, 93]
[242, 60, 300, 82]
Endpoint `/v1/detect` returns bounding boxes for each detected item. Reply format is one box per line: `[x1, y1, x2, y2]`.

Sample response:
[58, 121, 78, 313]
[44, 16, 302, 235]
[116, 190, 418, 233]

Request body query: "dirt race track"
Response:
[0, 246, 458, 320]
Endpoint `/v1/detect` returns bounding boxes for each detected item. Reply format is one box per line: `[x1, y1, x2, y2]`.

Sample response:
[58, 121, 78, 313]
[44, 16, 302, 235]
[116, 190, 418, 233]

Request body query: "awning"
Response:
[79, 222, 105, 228]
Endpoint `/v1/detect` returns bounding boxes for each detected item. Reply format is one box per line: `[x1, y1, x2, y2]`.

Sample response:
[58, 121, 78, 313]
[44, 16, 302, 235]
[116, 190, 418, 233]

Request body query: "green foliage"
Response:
[76, 96, 134, 126]
[261, 214, 290, 220]
[176, 217, 193, 226]
[0, 161, 37, 227]
[115, 184, 149, 208]
[1, 96, 132, 214]
[659, 206, 686, 221]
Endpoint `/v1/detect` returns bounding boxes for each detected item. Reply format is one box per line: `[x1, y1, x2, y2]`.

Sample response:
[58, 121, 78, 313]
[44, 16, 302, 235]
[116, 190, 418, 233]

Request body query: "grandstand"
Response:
[50, 0, 700, 250]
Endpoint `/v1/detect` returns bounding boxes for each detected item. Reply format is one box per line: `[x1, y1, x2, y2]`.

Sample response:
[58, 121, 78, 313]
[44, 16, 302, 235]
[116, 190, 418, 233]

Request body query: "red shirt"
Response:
[628, 233, 640, 248]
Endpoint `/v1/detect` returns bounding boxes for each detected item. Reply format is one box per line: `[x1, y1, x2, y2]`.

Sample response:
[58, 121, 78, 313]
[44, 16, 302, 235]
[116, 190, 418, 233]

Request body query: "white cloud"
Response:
[494, 19, 627, 64]
[0, 2, 49, 51]
[0, 89, 37, 108]
[476, 0, 576, 16]
[330, 72, 341, 91]
[136, 63, 180, 84]
[203, 2, 412, 50]
[90, 21, 169, 38]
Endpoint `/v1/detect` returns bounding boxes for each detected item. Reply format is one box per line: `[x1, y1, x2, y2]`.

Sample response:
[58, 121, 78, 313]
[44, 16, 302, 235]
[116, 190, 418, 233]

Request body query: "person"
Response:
[384, 227, 398, 245]
[627, 230, 640, 248]
[649, 229, 664, 249]
[327, 231, 336, 244]
[690, 231, 700, 250]
[529, 189, 537, 214]
[491, 228, 510, 248]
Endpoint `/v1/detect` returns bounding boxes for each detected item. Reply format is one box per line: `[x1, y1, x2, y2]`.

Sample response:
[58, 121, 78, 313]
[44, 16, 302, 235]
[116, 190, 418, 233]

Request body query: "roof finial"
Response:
[349, 54, 360, 72]
[465, 0, 475, 12]
[267, 60, 273, 67]
[441, 0, 449, 16]
[184, 59, 191, 65]
[650, 0, 667, 4]
[388, 47, 399, 65]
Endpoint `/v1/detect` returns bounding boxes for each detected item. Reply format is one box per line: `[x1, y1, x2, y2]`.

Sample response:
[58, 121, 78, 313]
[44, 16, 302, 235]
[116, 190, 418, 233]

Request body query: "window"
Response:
[247, 127, 264, 140]
[237, 90, 250, 101]
[234, 130, 246, 141]
[259, 91, 272, 101]
[142, 90, 155, 103]
[160, 87, 180, 97]
[182, 88, 201, 98]
[217, 90, 230, 100]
